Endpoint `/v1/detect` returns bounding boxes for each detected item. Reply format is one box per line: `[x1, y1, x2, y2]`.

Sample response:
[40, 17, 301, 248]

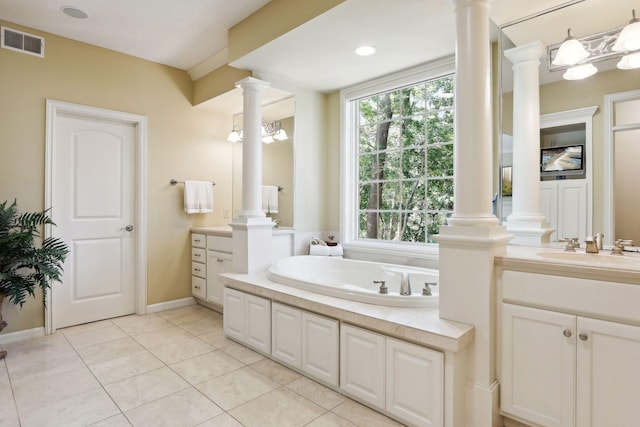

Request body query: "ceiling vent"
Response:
[1, 26, 44, 57]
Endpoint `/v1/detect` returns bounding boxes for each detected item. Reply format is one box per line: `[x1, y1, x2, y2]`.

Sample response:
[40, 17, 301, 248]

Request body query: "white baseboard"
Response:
[0, 327, 45, 345]
[146, 297, 196, 314]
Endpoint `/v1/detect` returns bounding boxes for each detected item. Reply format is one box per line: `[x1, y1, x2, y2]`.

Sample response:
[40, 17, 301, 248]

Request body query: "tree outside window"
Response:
[356, 76, 454, 243]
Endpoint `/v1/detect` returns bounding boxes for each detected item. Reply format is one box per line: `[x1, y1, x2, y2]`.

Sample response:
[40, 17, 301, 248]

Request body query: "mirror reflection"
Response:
[232, 96, 295, 228]
[498, 0, 640, 245]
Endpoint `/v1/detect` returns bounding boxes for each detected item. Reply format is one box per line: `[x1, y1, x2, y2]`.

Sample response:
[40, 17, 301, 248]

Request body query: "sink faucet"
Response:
[585, 236, 599, 254]
[399, 272, 412, 296]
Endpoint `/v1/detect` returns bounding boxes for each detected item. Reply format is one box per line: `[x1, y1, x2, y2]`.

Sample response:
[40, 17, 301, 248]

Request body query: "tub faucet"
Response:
[585, 236, 599, 254]
[399, 272, 412, 296]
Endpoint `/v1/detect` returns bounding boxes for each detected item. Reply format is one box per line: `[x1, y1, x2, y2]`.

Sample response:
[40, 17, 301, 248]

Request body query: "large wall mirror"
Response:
[231, 95, 295, 228]
[498, 0, 640, 245]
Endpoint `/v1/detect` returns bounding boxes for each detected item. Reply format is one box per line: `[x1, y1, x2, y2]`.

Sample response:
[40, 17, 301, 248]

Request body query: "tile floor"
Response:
[0, 304, 405, 427]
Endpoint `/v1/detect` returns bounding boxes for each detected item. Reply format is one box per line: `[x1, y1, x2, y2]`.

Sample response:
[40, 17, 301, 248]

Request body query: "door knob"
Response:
[120, 225, 134, 232]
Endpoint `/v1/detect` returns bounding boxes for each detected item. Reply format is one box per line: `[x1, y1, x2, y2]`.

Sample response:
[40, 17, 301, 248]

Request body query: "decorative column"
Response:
[434, 1, 511, 426]
[231, 77, 274, 274]
[505, 42, 554, 244]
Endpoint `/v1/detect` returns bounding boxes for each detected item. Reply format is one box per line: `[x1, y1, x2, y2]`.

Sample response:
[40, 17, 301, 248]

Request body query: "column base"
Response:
[505, 217, 554, 245]
[465, 380, 502, 427]
[230, 217, 274, 274]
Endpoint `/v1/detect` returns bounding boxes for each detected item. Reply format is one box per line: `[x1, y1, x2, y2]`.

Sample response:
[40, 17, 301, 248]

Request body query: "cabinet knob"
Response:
[579, 333, 588, 341]
[563, 329, 572, 338]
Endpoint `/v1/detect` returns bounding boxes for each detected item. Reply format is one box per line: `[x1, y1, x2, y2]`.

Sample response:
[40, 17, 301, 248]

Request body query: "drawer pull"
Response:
[579, 333, 588, 341]
[194, 285, 201, 290]
[563, 329, 572, 338]
[194, 253, 201, 258]
[194, 268, 201, 272]
[217, 259, 224, 263]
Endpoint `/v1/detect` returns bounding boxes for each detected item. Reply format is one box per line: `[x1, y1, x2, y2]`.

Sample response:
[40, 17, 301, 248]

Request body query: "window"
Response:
[348, 72, 454, 244]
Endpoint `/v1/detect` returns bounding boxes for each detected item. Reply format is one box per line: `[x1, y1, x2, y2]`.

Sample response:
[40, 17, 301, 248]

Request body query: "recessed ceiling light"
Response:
[354, 46, 376, 56]
[61, 6, 88, 19]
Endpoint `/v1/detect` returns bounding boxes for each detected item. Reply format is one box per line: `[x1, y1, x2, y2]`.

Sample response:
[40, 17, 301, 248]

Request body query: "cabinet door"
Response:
[577, 317, 640, 427]
[386, 338, 443, 427]
[207, 251, 231, 305]
[271, 303, 302, 368]
[245, 294, 271, 354]
[302, 312, 338, 386]
[223, 287, 245, 342]
[501, 303, 576, 427]
[340, 324, 385, 408]
[557, 180, 587, 242]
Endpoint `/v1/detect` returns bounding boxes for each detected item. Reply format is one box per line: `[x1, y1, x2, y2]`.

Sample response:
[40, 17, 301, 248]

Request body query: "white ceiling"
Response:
[0, 0, 633, 102]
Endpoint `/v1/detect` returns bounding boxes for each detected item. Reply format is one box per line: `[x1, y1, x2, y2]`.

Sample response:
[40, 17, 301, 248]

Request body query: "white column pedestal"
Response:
[504, 42, 554, 245]
[232, 77, 274, 274]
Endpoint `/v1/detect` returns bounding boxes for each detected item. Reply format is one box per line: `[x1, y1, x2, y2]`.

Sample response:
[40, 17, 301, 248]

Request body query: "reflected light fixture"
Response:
[562, 63, 598, 80]
[552, 29, 589, 66]
[612, 9, 640, 52]
[617, 51, 640, 69]
[227, 120, 288, 143]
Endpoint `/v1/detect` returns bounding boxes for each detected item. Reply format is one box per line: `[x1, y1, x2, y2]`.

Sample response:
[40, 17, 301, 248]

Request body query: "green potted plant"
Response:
[0, 200, 69, 359]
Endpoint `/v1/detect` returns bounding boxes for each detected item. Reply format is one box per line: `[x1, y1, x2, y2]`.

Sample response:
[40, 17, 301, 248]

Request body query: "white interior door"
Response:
[51, 111, 137, 329]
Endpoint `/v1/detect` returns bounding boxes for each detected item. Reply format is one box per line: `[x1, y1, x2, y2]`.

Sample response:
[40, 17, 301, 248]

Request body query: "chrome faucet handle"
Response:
[373, 280, 388, 294]
[422, 282, 438, 296]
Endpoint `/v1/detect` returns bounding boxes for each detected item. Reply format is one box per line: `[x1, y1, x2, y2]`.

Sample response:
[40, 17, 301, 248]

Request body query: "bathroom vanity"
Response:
[496, 247, 640, 427]
[190, 226, 294, 310]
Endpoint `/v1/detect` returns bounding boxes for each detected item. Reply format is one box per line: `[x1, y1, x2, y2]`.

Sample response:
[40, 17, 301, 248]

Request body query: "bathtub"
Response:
[268, 256, 439, 308]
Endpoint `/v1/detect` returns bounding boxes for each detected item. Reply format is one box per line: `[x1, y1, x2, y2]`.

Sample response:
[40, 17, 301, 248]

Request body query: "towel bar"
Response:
[170, 179, 216, 186]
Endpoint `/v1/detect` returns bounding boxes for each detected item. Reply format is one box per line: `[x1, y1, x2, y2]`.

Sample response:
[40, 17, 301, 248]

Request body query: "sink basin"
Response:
[536, 251, 640, 267]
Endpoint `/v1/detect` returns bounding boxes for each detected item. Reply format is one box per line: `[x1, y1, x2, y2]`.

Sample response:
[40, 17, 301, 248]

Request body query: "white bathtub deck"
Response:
[221, 271, 474, 353]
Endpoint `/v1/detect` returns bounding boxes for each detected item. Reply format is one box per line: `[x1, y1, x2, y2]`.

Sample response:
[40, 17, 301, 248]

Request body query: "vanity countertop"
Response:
[496, 244, 640, 285]
[190, 225, 294, 237]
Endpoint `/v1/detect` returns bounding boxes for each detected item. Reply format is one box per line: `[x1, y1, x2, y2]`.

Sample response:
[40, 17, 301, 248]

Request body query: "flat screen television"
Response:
[540, 144, 585, 177]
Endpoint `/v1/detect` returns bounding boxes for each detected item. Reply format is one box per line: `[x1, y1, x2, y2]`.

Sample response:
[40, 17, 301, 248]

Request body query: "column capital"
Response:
[504, 41, 546, 65]
[235, 76, 271, 91]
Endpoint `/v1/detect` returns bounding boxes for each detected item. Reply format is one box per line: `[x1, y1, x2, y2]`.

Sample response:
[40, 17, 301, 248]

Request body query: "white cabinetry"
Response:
[222, 287, 271, 354]
[191, 233, 206, 299]
[271, 302, 339, 386]
[340, 324, 385, 408]
[272, 302, 302, 368]
[302, 311, 339, 386]
[190, 232, 233, 306]
[386, 337, 444, 427]
[206, 251, 232, 305]
[340, 324, 444, 426]
[540, 179, 587, 242]
[501, 282, 640, 427]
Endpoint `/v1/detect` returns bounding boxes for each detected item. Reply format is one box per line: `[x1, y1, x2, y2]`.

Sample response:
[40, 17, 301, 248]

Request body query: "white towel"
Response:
[262, 185, 279, 214]
[184, 180, 213, 214]
[310, 244, 343, 256]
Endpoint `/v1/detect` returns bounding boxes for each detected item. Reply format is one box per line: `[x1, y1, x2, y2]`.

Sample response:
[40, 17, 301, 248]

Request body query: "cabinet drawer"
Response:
[192, 247, 206, 262]
[192, 261, 206, 278]
[191, 233, 206, 248]
[192, 276, 206, 299]
[207, 236, 232, 254]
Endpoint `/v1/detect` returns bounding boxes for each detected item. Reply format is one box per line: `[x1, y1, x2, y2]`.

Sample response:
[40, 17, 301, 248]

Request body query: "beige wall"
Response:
[0, 21, 234, 332]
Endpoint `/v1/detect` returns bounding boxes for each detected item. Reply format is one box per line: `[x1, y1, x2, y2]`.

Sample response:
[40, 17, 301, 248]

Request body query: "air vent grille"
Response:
[1, 26, 44, 57]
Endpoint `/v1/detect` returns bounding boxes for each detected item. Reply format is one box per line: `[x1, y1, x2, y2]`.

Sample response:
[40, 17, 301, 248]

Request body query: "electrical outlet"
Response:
[223, 208, 230, 218]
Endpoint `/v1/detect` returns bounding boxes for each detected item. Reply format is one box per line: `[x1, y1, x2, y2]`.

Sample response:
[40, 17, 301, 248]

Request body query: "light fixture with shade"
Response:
[227, 120, 288, 143]
[617, 51, 640, 69]
[562, 63, 598, 80]
[612, 9, 640, 52]
[552, 29, 589, 66]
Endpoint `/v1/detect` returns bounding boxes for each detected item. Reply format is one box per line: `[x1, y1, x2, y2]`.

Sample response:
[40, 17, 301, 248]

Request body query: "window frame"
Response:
[340, 57, 455, 258]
